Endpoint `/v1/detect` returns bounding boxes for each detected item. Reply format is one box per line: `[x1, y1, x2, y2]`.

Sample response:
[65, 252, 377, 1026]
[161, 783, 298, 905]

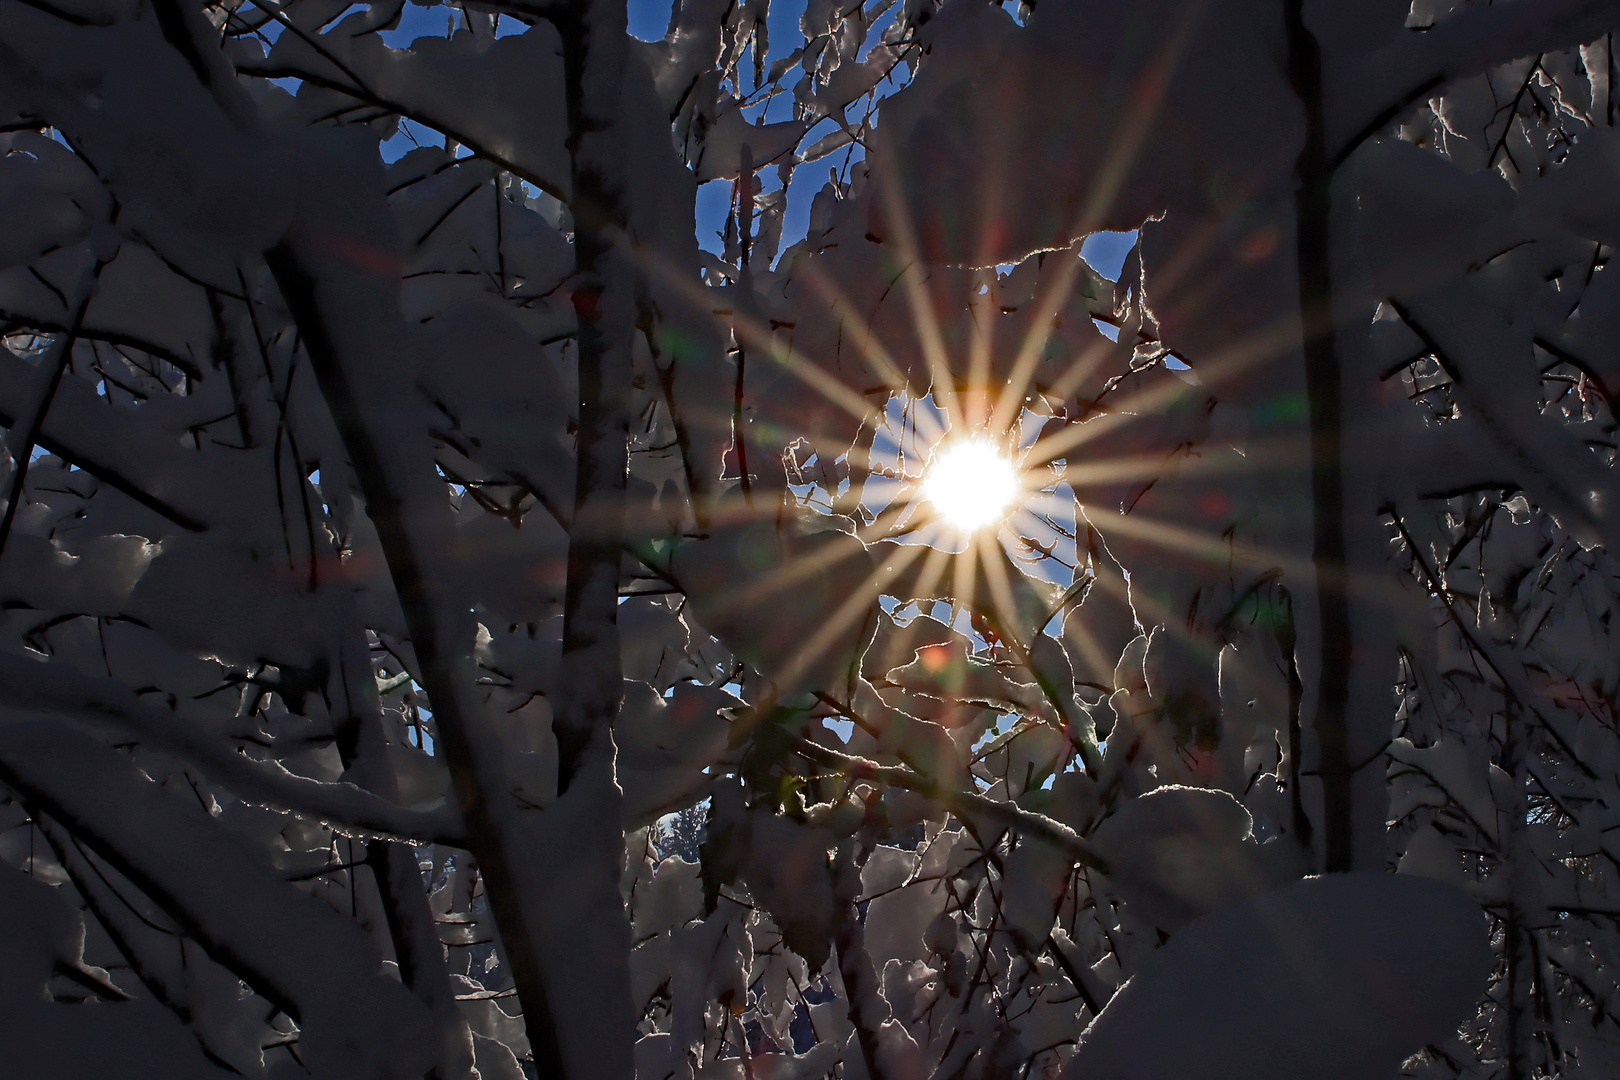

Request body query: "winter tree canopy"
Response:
[1, 0, 1619, 1077]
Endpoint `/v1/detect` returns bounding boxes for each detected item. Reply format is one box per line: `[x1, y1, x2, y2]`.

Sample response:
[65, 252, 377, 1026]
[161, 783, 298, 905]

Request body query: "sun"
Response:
[922, 439, 1021, 532]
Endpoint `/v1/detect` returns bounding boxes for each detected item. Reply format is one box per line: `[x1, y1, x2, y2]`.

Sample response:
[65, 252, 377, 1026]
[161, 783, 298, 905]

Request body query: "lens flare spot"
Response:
[923, 439, 1020, 532]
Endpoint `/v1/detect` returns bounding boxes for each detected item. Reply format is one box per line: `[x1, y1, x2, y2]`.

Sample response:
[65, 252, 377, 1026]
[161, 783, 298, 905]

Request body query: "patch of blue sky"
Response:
[855, 391, 942, 536]
[694, 178, 732, 255]
[379, 2, 457, 47]
[1080, 230, 1135, 281]
[379, 116, 441, 163]
[699, 121, 843, 260]
[1017, 508, 1080, 591]
[824, 716, 854, 741]
[768, 0, 811, 62]
[627, 0, 670, 42]
[766, 6, 910, 249]
[998, 0, 1027, 23]
[1077, 231, 1193, 369]
[373, 2, 532, 46]
[691, 0, 909, 262]
[692, 145, 851, 262]
[775, 123, 860, 255]
[632, 0, 812, 54]
[352, 0, 897, 265]
[970, 712, 1019, 754]
[320, 3, 369, 30]
[252, 9, 285, 45]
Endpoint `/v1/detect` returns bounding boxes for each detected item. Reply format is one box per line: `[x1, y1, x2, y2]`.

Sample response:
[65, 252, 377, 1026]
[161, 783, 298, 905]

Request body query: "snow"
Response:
[0, 721, 437, 1078]
[1062, 874, 1492, 1080]
[0, 1001, 236, 1080]
[616, 680, 738, 826]
[0, 1, 1613, 1076]
[674, 522, 878, 698]
[0, 652, 461, 843]
[0, 860, 85, 1001]
[266, 20, 572, 200]
[868, 0, 1300, 268]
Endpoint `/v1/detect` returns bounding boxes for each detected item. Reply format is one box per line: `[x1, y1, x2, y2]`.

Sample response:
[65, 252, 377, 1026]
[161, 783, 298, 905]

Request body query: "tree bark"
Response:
[553, 0, 633, 797]
[1285, 0, 1354, 874]
[266, 240, 572, 1077]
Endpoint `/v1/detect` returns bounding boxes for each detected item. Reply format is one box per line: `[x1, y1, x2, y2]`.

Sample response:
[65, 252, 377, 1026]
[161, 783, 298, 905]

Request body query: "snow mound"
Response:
[1062, 873, 1491, 1080]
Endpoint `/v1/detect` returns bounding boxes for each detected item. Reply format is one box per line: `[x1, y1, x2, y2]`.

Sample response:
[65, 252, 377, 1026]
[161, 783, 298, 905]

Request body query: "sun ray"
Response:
[991, 247, 1112, 433]
[870, 126, 968, 431]
[905, 542, 959, 619]
[950, 527, 982, 653]
[1086, 507, 1303, 583]
[977, 533, 1034, 652]
[772, 539, 931, 694]
[1048, 438, 1319, 502]
[1016, 489, 1095, 524]
[974, 536, 1103, 772]
[1071, 545, 1185, 641]
[1070, 507, 1399, 635]
[1055, 590, 1131, 693]
[1077, 2, 1207, 229]
[964, 272, 998, 428]
[961, 94, 1025, 416]
[1022, 372, 1211, 469]
[988, 1, 1206, 434]
[864, 542, 961, 678]
[795, 259, 940, 418]
[730, 318, 881, 431]
[634, 245, 880, 432]
[1069, 501, 1399, 654]
[1026, 393, 1191, 468]
[855, 493, 944, 547]
[693, 518, 890, 625]
[1042, 323, 1135, 410]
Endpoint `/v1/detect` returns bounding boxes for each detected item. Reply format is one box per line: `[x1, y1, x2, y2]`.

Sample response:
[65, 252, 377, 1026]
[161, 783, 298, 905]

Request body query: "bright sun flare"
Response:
[922, 439, 1020, 532]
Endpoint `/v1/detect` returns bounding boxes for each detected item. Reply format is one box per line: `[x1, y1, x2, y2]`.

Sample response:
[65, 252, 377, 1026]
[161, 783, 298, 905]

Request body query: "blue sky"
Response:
[375, 2, 1137, 282]
[626, 0, 668, 41]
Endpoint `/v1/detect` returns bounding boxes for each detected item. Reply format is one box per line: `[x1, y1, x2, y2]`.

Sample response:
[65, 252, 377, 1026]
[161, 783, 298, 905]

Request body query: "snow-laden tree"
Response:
[0, 0, 1618, 1077]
